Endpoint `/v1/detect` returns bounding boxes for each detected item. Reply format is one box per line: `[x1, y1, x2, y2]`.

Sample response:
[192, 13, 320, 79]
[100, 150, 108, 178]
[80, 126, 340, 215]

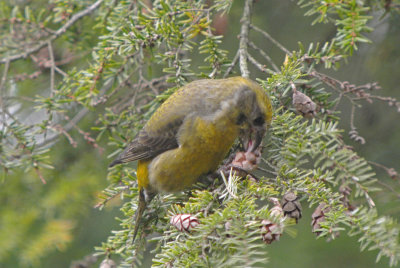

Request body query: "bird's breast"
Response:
[146, 116, 239, 192]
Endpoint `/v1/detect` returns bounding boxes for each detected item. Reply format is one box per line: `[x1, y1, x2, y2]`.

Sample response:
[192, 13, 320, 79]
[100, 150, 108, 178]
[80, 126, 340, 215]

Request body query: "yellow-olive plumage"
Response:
[110, 77, 272, 193]
[110, 76, 272, 242]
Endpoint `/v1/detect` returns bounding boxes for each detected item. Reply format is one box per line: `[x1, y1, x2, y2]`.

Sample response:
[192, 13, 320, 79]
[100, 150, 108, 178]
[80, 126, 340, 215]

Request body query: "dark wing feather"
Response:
[109, 121, 181, 167]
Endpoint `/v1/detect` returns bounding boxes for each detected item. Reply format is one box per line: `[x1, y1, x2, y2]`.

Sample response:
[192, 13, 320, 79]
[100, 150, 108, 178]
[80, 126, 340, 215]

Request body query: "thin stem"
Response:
[247, 40, 279, 72]
[223, 50, 239, 78]
[238, 0, 253, 78]
[47, 41, 56, 96]
[250, 24, 292, 56]
[55, 66, 68, 77]
[36, 108, 89, 148]
[375, 180, 400, 199]
[0, 60, 10, 129]
[0, 0, 103, 64]
[247, 53, 276, 75]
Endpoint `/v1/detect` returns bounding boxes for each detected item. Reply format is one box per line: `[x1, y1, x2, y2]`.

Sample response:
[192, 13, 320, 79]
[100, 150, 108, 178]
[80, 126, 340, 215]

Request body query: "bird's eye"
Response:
[253, 116, 264, 126]
[236, 113, 247, 125]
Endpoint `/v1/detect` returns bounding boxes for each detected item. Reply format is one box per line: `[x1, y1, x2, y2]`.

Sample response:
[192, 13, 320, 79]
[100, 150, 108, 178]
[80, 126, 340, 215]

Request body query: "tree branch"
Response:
[36, 107, 89, 148]
[47, 41, 56, 96]
[0, 60, 10, 129]
[238, 0, 253, 78]
[0, 0, 103, 64]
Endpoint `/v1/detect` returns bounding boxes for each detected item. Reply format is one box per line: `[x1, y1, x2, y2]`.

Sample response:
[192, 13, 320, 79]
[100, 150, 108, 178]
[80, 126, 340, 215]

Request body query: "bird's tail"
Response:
[132, 188, 147, 243]
[132, 188, 156, 243]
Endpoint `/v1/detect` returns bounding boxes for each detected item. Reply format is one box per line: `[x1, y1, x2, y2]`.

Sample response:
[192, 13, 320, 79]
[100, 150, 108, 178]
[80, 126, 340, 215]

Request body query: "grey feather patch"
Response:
[109, 127, 180, 167]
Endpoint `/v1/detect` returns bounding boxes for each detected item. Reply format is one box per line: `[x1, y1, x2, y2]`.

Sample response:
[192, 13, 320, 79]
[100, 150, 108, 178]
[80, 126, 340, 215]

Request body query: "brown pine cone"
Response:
[292, 89, 317, 118]
[339, 185, 354, 211]
[281, 192, 302, 223]
[230, 150, 261, 176]
[311, 203, 330, 236]
[261, 219, 282, 244]
[269, 197, 283, 217]
[100, 258, 117, 268]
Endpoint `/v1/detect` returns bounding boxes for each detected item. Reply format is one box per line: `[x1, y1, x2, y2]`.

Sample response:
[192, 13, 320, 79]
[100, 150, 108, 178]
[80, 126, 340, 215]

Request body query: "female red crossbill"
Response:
[110, 76, 272, 240]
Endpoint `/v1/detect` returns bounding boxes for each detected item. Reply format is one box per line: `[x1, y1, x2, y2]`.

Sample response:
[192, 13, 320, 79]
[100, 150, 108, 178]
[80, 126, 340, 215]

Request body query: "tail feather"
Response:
[132, 188, 156, 243]
[132, 188, 146, 243]
[108, 159, 123, 168]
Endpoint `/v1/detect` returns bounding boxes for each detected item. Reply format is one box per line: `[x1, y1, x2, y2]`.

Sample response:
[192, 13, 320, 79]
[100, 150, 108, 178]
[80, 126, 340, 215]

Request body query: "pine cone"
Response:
[230, 150, 261, 176]
[339, 185, 354, 211]
[281, 192, 302, 223]
[311, 203, 330, 235]
[170, 214, 199, 232]
[100, 258, 116, 268]
[292, 89, 317, 118]
[261, 219, 282, 244]
[269, 197, 283, 217]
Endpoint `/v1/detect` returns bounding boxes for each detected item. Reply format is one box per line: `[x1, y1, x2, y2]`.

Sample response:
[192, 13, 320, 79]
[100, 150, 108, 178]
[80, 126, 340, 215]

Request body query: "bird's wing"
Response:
[109, 119, 181, 167]
[109, 78, 237, 167]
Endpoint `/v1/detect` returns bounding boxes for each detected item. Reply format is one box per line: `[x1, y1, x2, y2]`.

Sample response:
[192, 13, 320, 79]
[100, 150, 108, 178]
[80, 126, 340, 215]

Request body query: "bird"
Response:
[109, 76, 272, 241]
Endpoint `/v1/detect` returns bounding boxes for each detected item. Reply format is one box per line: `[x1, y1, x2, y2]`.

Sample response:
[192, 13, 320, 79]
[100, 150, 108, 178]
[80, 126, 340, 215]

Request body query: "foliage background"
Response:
[0, 0, 399, 267]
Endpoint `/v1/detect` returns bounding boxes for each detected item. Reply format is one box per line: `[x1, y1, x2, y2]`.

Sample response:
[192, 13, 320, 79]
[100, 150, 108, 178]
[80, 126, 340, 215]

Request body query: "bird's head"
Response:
[234, 78, 272, 153]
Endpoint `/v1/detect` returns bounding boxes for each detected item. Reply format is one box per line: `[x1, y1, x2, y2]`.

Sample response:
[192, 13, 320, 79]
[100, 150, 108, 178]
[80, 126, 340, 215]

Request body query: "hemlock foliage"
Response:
[0, 0, 399, 267]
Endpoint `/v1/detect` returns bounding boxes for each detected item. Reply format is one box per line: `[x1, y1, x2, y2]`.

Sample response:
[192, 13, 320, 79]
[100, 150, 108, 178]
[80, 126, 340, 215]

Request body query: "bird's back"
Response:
[145, 77, 264, 134]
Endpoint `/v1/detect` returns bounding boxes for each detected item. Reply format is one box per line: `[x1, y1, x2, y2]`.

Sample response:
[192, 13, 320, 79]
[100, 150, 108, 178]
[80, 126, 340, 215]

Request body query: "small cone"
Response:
[311, 203, 329, 236]
[230, 150, 261, 177]
[281, 192, 302, 223]
[261, 219, 282, 244]
[339, 185, 354, 211]
[292, 89, 317, 118]
[100, 258, 116, 268]
[269, 197, 283, 217]
[170, 214, 199, 232]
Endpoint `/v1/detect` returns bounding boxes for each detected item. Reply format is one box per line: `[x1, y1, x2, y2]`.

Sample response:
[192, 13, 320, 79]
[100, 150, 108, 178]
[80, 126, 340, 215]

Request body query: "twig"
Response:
[0, 60, 9, 94]
[261, 158, 278, 173]
[348, 125, 366, 144]
[257, 166, 278, 176]
[349, 105, 356, 131]
[34, 166, 47, 184]
[375, 180, 400, 199]
[247, 40, 279, 72]
[49, 125, 78, 147]
[0, 60, 10, 128]
[37, 73, 168, 148]
[112, 75, 170, 112]
[250, 24, 292, 56]
[36, 108, 89, 148]
[238, 0, 253, 78]
[247, 54, 275, 75]
[91, 52, 139, 106]
[94, 185, 129, 209]
[55, 66, 68, 77]
[223, 50, 239, 78]
[47, 41, 56, 96]
[0, 0, 103, 64]
[369, 160, 399, 181]
[73, 124, 104, 153]
[13, 70, 43, 82]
